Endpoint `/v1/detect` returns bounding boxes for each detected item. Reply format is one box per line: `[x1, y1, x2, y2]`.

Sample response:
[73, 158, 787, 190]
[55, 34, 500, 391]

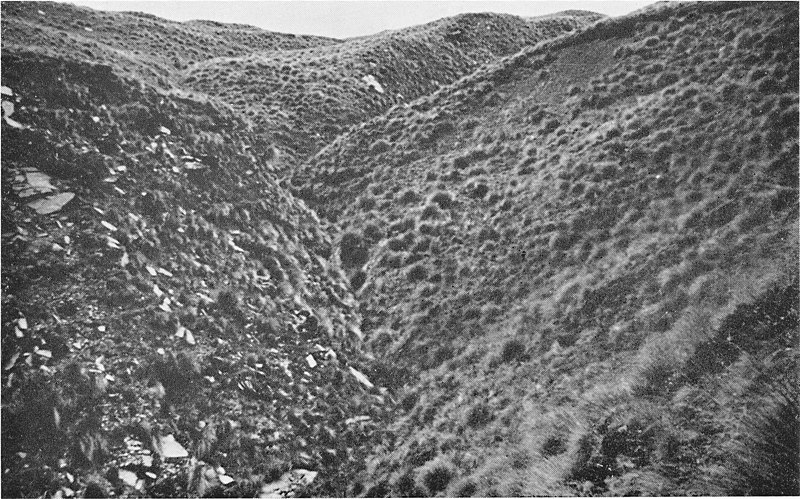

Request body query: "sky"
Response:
[70, 1, 655, 39]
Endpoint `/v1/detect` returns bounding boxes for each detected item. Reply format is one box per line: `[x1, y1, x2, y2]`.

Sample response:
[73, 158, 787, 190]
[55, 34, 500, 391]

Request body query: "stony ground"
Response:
[2, 1, 798, 497]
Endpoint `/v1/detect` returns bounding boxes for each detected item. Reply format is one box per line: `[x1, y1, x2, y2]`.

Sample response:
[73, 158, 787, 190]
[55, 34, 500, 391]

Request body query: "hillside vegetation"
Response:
[1, 1, 335, 85]
[2, 1, 799, 497]
[293, 2, 799, 496]
[0, 51, 389, 498]
[182, 12, 602, 160]
[1, 3, 599, 497]
[3, 2, 601, 169]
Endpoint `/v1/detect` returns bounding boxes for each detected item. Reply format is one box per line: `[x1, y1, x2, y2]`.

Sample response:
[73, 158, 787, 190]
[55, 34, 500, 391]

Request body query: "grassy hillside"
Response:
[0, 51, 390, 498]
[1, 1, 336, 87]
[293, 2, 799, 495]
[1, 4, 603, 497]
[181, 12, 603, 160]
[3, 2, 600, 170]
[3, 0, 798, 497]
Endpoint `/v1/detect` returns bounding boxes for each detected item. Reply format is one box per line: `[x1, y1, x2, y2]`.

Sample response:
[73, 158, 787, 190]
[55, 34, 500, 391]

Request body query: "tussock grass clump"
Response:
[371, 138, 391, 154]
[420, 203, 442, 220]
[398, 188, 420, 204]
[721, 375, 800, 496]
[499, 338, 527, 363]
[540, 435, 567, 457]
[339, 230, 369, 267]
[466, 402, 492, 428]
[363, 221, 385, 242]
[420, 460, 456, 495]
[407, 262, 429, 282]
[451, 478, 477, 497]
[430, 190, 455, 209]
[350, 269, 367, 290]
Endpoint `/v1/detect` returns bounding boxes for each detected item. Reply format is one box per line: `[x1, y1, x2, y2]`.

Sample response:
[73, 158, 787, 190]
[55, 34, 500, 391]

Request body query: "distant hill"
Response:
[3, 3, 601, 168]
[1, 1, 336, 85]
[182, 12, 604, 161]
[293, 2, 799, 495]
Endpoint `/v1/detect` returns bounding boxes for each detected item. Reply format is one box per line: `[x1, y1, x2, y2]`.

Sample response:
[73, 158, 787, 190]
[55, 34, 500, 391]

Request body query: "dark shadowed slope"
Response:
[0, 50, 389, 498]
[182, 12, 604, 161]
[293, 2, 799, 495]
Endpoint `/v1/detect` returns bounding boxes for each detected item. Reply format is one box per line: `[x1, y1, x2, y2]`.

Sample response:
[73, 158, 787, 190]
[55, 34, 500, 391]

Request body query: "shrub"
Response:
[542, 118, 560, 134]
[393, 470, 421, 497]
[430, 190, 454, 209]
[420, 203, 442, 220]
[383, 253, 405, 268]
[358, 195, 377, 211]
[453, 154, 471, 170]
[389, 217, 415, 235]
[466, 402, 492, 428]
[398, 188, 420, 204]
[568, 403, 664, 493]
[387, 234, 414, 252]
[722, 375, 799, 495]
[407, 263, 428, 282]
[549, 230, 577, 250]
[421, 461, 455, 495]
[217, 289, 241, 316]
[411, 237, 431, 254]
[452, 478, 477, 497]
[541, 435, 567, 457]
[350, 269, 367, 291]
[363, 222, 384, 242]
[339, 231, 369, 267]
[418, 222, 437, 235]
[632, 355, 680, 398]
[371, 138, 391, 154]
[467, 181, 489, 199]
[500, 338, 526, 363]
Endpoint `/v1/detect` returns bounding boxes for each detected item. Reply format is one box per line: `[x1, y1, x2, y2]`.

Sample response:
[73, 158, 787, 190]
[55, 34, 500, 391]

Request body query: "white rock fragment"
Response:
[348, 366, 374, 389]
[118, 469, 138, 487]
[34, 348, 52, 359]
[305, 354, 317, 368]
[158, 434, 188, 458]
[361, 74, 384, 94]
[27, 193, 75, 215]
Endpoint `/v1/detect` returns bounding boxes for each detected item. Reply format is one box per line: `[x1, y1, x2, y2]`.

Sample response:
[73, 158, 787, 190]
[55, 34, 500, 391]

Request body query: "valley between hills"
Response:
[1, 2, 798, 497]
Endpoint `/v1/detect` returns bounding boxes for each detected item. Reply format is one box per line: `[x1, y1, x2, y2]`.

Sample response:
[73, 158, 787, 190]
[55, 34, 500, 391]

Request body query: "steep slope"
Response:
[182, 11, 603, 161]
[2, 2, 601, 170]
[0, 5, 604, 498]
[1, 52, 388, 498]
[293, 2, 799, 496]
[1, 1, 337, 87]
